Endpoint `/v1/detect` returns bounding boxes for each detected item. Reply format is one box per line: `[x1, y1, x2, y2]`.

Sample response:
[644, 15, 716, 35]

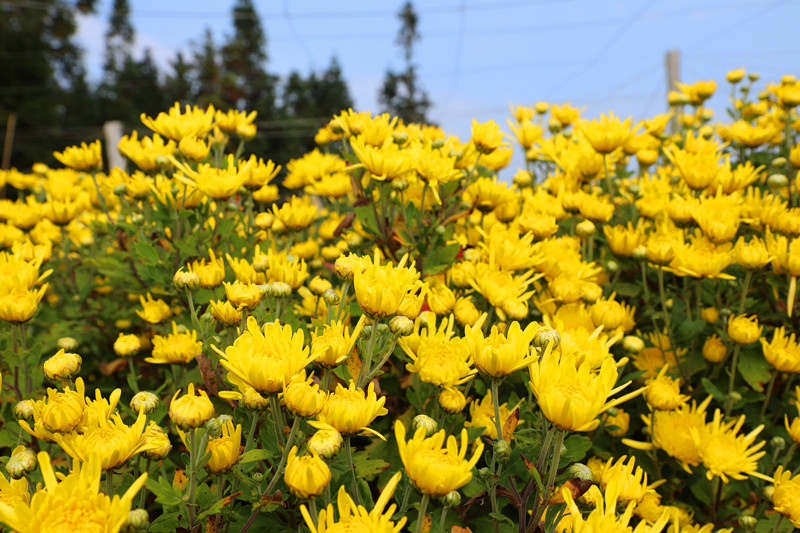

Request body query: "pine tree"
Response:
[379, 1, 431, 124]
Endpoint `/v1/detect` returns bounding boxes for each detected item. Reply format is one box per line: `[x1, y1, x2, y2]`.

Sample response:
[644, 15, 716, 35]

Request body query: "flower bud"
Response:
[389, 315, 414, 336]
[113, 184, 128, 197]
[702, 335, 727, 363]
[43, 349, 82, 382]
[512, 170, 533, 187]
[605, 260, 619, 273]
[622, 335, 645, 354]
[771, 157, 787, 169]
[252, 472, 264, 482]
[360, 325, 374, 340]
[701, 307, 719, 323]
[478, 467, 491, 479]
[494, 440, 511, 463]
[173, 268, 200, 291]
[763, 485, 774, 499]
[309, 276, 332, 296]
[462, 248, 481, 262]
[122, 509, 150, 533]
[728, 391, 742, 405]
[14, 400, 35, 421]
[205, 415, 232, 439]
[438, 387, 468, 413]
[242, 388, 269, 410]
[392, 131, 409, 145]
[155, 155, 171, 169]
[566, 463, 594, 482]
[130, 391, 160, 415]
[321, 288, 340, 305]
[767, 174, 788, 189]
[412, 415, 439, 437]
[201, 312, 214, 324]
[533, 328, 561, 349]
[57, 337, 79, 351]
[632, 245, 647, 260]
[748, 72, 760, 82]
[391, 176, 409, 191]
[443, 490, 462, 508]
[771, 436, 786, 451]
[270, 281, 292, 298]
[6, 448, 37, 479]
[114, 333, 142, 357]
[307, 427, 344, 460]
[738, 515, 757, 531]
[576, 219, 596, 238]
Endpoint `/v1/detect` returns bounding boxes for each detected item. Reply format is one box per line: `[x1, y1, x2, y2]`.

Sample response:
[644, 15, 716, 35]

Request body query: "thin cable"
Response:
[283, 0, 316, 67]
[543, 0, 658, 99]
[443, 0, 467, 107]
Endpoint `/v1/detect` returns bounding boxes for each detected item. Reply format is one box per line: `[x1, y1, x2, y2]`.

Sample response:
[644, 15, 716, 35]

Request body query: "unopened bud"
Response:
[6, 448, 37, 479]
[771, 157, 787, 169]
[14, 400, 35, 421]
[478, 467, 491, 479]
[270, 281, 292, 298]
[462, 249, 481, 262]
[201, 312, 214, 324]
[738, 515, 757, 531]
[307, 428, 343, 459]
[494, 440, 511, 463]
[113, 184, 128, 196]
[309, 276, 332, 296]
[771, 436, 786, 451]
[43, 350, 82, 382]
[412, 415, 439, 437]
[322, 288, 339, 305]
[763, 485, 774, 499]
[173, 269, 200, 291]
[767, 174, 788, 189]
[391, 176, 409, 191]
[57, 337, 79, 351]
[122, 509, 150, 532]
[130, 391, 160, 415]
[576, 220, 596, 237]
[376, 322, 390, 335]
[253, 254, 269, 272]
[443, 490, 461, 508]
[533, 328, 561, 349]
[606, 407, 619, 417]
[255, 212, 274, 230]
[205, 416, 226, 438]
[605, 260, 620, 273]
[389, 315, 414, 336]
[252, 472, 264, 482]
[155, 155, 171, 169]
[242, 388, 269, 410]
[131, 213, 144, 225]
[392, 131, 409, 145]
[431, 139, 445, 149]
[622, 335, 645, 354]
[728, 391, 742, 404]
[360, 325, 374, 340]
[632, 245, 647, 260]
[566, 463, 594, 482]
[747, 72, 760, 82]
[627, 183, 640, 195]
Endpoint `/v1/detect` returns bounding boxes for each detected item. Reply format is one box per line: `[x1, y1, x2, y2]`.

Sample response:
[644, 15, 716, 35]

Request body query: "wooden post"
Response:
[665, 49, 680, 133]
[2, 112, 17, 170]
[103, 120, 126, 172]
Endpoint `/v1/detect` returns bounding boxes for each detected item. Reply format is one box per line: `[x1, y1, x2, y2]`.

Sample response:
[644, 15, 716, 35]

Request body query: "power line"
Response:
[443, 0, 467, 108]
[543, 0, 658, 100]
[282, 0, 316, 67]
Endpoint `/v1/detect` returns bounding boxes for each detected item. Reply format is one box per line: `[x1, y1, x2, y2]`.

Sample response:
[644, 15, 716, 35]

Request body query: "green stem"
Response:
[780, 443, 797, 470]
[187, 428, 199, 529]
[308, 499, 318, 528]
[491, 379, 505, 442]
[345, 436, 362, 506]
[128, 358, 140, 394]
[269, 395, 285, 448]
[759, 370, 779, 423]
[138, 457, 151, 508]
[603, 154, 615, 199]
[658, 266, 687, 379]
[263, 415, 301, 497]
[436, 504, 450, 533]
[725, 343, 743, 416]
[105, 469, 114, 496]
[771, 515, 785, 533]
[415, 494, 430, 533]
[356, 321, 379, 389]
[366, 336, 398, 382]
[338, 280, 351, 321]
[531, 429, 566, 527]
[738, 270, 753, 315]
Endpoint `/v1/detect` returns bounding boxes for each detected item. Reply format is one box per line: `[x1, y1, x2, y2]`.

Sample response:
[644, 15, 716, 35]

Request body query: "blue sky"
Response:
[77, 0, 799, 168]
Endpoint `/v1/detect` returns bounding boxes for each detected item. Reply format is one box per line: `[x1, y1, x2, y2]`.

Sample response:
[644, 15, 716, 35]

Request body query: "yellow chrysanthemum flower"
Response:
[219, 315, 310, 394]
[528, 345, 644, 432]
[464, 390, 522, 441]
[222, 281, 262, 311]
[598, 455, 651, 504]
[353, 251, 424, 319]
[0, 285, 48, 324]
[172, 154, 253, 200]
[284, 446, 331, 499]
[283, 371, 325, 418]
[52, 410, 158, 471]
[53, 140, 102, 171]
[140, 102, 215, 141]
[272, 195, 318, 230]
[311, 315, 366, 368]
[400, 313, 474, 387]
[208, 299, 242, 327]
[317, 381, 387, 438]
[690, 409, 766, 483]
[205, 420, 242, 474]
[395, 421, 483, 497]
[187, 249, 225, 288]
[146, 322, 202, 365]
[464, 315, 539, 379]
[168, 383, 215, 430]
[300, 471, 406, 533]
[135, 292, 171, 324]
[771, 467, 800, 528]
[761, 327, 800, 373]
[117, 131, 176, 172]
[0, 452, 146, 533]
[0, 473, 29, 507]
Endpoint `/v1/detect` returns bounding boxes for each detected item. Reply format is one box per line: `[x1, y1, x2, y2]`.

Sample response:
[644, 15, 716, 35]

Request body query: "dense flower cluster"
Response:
[1, 69, 800, 532]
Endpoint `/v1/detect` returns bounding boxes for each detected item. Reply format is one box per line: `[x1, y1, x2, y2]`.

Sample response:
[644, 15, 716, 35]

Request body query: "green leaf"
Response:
[357, 478, 374, 509]
[132, 239, 160, 264]
[676, 319, 706, 341]
[148, 512, 181, 533]
[701, 378, 725, 401]
[423, 241, 460, 275]
[562, 435, 592, 463]
[614, 282, 641, 298]
[737, 350, 772, 392]
[355, 205, 379, 235]
[353, 451, 390, 480]
[239, 448, 274, 465]
[146, 476, 185, 507]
